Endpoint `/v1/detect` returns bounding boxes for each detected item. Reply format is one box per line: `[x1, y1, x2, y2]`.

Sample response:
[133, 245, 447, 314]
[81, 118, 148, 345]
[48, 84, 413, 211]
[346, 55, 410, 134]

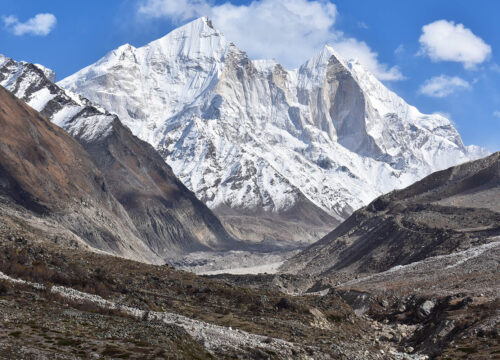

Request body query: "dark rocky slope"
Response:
[0, 55, 237, 259]
[0, 85, 158, 262]
[83, 117, 236, 255]
[281, 152, 500, 277]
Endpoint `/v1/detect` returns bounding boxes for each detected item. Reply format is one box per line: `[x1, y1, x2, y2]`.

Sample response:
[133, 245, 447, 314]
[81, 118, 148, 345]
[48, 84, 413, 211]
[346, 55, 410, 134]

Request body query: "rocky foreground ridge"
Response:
[281, 152, 500, 277]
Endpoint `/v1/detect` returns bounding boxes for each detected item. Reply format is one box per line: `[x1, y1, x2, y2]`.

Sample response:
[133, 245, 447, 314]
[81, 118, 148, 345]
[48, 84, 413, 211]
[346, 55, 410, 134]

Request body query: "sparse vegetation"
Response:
[0, 224, 372, 359]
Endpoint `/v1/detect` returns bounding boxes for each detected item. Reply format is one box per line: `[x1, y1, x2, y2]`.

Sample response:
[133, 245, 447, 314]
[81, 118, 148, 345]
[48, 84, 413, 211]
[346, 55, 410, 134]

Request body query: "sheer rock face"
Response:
[0, 54, 237, 260]
[56, 17, 486, 243]
[281, 152, 500, 277]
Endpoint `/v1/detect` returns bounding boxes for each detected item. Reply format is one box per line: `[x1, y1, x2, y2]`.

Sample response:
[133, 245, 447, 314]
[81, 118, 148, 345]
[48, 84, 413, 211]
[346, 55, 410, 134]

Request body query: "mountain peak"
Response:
[201, 16, 215, 29]
[300, 44, 349, 73]
[142, 16, 229, 61]
[154, 16, 222, 42]
[34, 63, 56, 83]
[320, 45, 349, 67]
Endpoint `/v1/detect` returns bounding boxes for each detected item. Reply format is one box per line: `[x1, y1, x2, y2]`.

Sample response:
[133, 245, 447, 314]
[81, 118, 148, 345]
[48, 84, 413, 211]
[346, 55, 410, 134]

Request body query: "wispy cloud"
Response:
[137, 0, 404, 80]
[2, 13, 56, 36]
[418, 20, 491, 69]
[490, 63, 500, 74]
[493, 111, 500, 119]
[419, 75, 470, 98]
[394, 44, 405, 55]
[332, 37, 404, 81]
[357, 21, 368, 29]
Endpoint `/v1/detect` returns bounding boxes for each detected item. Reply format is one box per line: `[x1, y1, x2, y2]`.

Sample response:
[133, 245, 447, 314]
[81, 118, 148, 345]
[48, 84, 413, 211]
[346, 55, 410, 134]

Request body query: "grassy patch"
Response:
[56, 338, 82, 346]
[102, 345, 130, 358]
[457, 346, 477, 354]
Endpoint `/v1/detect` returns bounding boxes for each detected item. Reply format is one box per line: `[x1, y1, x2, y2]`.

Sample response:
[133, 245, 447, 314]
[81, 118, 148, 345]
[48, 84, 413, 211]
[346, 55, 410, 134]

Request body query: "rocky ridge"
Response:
[281, 152, 500, 277]
[0, 54, 238, 260]
[0, 85, 159, 263]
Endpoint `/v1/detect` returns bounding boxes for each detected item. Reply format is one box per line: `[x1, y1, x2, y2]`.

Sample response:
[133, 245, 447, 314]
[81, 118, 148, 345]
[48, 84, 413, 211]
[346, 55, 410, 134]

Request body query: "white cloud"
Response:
[208, 0, 338, 70]
[493, 111, 500, 118]
[419, 20, 491, 69]
[2, 13, 56, 36]
[332, 38, 404, 81]
[3, 15, 17, 27]
[419, 75, 470, 98]
[137, 0, 404, 80]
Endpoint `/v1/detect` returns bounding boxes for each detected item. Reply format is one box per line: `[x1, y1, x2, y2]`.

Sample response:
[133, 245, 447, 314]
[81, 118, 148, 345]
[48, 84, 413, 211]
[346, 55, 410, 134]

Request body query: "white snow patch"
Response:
[27, 87, 56, 111]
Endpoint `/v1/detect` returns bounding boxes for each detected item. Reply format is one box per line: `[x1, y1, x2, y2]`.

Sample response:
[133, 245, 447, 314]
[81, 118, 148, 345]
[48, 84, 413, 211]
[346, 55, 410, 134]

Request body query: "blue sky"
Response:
[1, 0, 499, 151]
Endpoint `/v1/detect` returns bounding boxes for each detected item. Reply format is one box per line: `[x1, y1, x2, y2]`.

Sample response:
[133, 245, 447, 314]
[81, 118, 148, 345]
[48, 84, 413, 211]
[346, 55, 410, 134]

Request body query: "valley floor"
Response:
[0, 200, 498, 359]
[167, 249, 300, 275]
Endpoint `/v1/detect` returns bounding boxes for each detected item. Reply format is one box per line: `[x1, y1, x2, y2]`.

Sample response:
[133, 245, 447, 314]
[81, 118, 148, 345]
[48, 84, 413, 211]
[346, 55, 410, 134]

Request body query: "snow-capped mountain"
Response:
[59, 17, 487, 242]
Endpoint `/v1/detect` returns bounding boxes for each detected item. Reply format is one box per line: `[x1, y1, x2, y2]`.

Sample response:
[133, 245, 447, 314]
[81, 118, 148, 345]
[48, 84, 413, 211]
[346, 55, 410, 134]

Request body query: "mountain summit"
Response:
[58, 17, 487, 243]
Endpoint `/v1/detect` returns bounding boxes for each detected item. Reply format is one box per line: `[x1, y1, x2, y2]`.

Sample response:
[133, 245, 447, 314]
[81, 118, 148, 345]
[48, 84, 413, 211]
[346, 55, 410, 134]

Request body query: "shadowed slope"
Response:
[83, 118, 237, 255]
[0, 55, 238, 258]
[0, 86, 159, 262]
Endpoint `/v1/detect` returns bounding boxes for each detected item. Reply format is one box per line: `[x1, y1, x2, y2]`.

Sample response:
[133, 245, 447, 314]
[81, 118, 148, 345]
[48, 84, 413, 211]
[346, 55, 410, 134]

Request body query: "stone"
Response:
[417, 300, 435, 319]
[276, 297, 292, 310]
